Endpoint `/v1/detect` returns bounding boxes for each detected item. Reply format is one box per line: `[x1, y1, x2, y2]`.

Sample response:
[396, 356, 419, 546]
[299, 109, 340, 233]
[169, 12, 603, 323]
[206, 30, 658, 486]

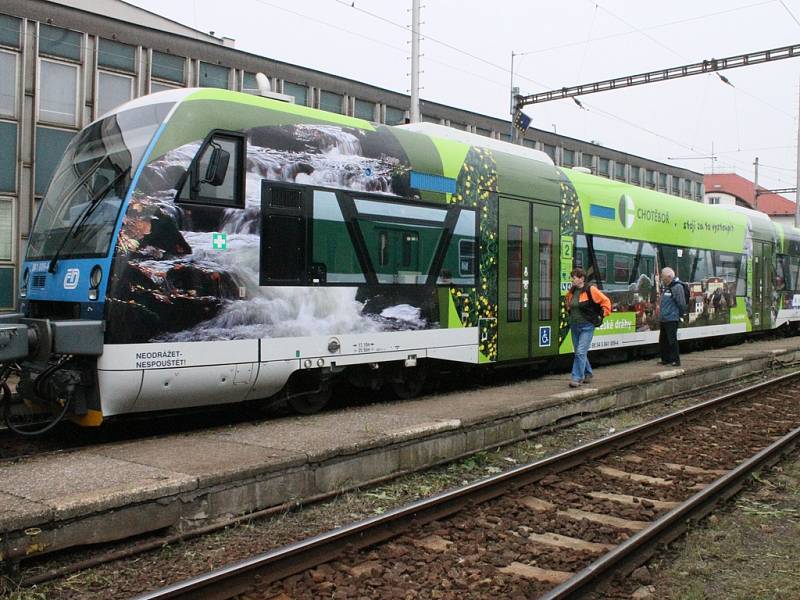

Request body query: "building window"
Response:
[0, 49, 17, 117]
[614, 162, 626, 180]
[98, 38, 135, 72]
[319, 91, 343, 114]
[283, 81, 307, 106]
[38, 59, 79, 126]
[708, 196, 720, 205]
[150, 80, 178, 94]
[630, 166, 640, 184]
[658, 172, 667, 190]
[0, 121, 16, 192]
[0, 197, 11, 261]
[354, 99, 375, 120]
[39, 24, 82, 61]
[199, 62, 230, 89]
[385, 107, 405, 126]
[475, 127, 491, 137]
[522, 138, 536, 148]
[671, 177, 680, 195]
[97, 71, 133, 116]
[151, 51, 185, 84]
[582, 153, 593, 169]
[562, 149, 575, 167]
[34, 127, 75, 196]
[598, 157, 609, 176]
[646, 169, 655, 188]
[449, 122, 467, 131]
[0, 14, 21, 48]
[684, 179, 693, 197]
[695, 181, 704, 200]
[543, 144, 556, 161]
[242, 72, 258, 94]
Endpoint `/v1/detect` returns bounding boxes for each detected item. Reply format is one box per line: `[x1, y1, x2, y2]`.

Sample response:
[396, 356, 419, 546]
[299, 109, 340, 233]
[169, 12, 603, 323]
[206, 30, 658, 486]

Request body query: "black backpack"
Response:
[671, 280, 690, 316]
[585, 285, 605, 327]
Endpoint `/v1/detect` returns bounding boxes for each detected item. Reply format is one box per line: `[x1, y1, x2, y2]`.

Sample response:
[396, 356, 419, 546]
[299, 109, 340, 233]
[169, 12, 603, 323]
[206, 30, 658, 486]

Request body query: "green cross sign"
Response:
[212, 232, 227, 250]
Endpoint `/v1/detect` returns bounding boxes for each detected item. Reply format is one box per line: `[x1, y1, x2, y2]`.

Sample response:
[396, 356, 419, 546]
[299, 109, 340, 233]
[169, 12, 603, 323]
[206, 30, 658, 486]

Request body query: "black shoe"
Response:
[583, 373, 593, 382]
[657, 361, 670, 365]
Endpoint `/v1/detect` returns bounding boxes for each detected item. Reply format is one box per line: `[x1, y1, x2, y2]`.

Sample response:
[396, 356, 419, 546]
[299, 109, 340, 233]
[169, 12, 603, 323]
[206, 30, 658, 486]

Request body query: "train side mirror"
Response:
[201, 143, 230, 187]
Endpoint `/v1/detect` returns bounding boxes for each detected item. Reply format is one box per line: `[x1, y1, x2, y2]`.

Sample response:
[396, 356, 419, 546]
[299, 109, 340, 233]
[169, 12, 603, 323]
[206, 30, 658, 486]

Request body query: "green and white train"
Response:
[1, 88, 799, 431]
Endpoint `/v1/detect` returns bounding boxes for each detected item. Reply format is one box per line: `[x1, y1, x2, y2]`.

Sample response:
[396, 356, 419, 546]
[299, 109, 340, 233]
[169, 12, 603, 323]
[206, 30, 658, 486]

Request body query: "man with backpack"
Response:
[565, 267, 612, 387]
[658, 267, 688, 366]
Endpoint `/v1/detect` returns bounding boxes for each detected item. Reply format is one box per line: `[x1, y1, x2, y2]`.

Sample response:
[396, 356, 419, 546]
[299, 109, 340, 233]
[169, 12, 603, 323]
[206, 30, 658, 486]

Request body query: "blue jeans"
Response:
[570, 322, 595, 382]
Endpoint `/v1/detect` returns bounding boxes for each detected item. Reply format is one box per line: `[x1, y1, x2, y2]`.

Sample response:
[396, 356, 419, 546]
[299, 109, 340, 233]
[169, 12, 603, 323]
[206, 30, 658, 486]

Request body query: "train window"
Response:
[402, 232, 419, 268]
[714, 251, 746, 297]
[614, 255, 632, 283]
[378, 231, 389, 266]
[438, 208, 476, 285]
[177, 131, 245, 208]
[776, 254, 790, 291]
[595, 253, 608, 281]
[458, 240, 475, 276]
[355, 198, 447, 284]
[507, 225, 523, 322]
[312, 190, 365, 284]
[539, 229, 553, 320]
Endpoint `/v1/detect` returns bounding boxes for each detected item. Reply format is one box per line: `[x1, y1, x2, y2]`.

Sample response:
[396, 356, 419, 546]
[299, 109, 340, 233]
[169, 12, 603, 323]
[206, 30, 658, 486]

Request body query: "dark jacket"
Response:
[660, 278, 687, 322]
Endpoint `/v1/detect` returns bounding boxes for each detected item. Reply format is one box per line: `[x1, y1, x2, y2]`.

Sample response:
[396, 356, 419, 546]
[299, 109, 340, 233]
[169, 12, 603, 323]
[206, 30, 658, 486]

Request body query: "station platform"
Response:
[2, 336, 799, 564]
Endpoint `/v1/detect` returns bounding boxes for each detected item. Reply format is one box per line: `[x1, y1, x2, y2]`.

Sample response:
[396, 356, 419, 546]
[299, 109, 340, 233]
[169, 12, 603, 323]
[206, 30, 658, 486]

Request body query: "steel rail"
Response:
[132, 370, 800, 600]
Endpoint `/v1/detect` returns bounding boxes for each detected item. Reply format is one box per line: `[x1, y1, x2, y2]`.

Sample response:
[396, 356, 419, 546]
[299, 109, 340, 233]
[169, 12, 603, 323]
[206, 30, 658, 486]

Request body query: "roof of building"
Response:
[47, 0, 225, 44]
[705, 173, 797, 216]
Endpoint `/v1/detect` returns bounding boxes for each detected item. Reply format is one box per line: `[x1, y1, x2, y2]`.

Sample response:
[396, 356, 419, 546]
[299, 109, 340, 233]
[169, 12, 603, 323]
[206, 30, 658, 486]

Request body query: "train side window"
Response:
[438, 208, 477, 285]
[354, 197, 447, 284]
[177, 130, 245, 208]
[539, 229, 553, 320]
[507, 225, 523, 322]
[613, 255, 632, 283]
[312, 190, 365, 284]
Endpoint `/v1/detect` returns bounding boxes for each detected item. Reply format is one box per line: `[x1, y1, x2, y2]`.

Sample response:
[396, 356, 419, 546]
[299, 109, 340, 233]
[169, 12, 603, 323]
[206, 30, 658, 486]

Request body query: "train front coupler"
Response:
[0, 314, 104, 435]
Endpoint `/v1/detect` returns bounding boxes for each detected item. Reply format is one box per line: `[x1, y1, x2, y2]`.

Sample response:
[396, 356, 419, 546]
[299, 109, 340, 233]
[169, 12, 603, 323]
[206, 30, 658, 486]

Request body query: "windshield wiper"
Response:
[47, 165, 130, 274]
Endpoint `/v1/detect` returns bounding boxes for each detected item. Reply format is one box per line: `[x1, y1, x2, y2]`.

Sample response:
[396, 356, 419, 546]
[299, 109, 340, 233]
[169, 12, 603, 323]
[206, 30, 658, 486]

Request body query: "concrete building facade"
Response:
[0, 0, 705, 310]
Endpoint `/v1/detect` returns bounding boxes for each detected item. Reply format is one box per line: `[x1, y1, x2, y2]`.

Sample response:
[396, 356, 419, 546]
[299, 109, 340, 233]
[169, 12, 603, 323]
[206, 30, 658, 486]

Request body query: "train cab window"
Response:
[177, 131, 245, 208]
[539, 229, 553, 320]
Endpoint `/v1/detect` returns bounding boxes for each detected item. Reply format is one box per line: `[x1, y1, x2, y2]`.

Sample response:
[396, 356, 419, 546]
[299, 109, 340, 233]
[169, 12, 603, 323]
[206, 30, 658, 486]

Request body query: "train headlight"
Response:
[88, 265, 103, 301]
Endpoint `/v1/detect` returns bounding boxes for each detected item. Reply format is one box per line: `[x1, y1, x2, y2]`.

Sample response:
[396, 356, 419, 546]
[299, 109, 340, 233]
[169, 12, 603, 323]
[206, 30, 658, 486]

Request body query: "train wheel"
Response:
[390, 366, 427, 400]
[288, 385, 332, 415]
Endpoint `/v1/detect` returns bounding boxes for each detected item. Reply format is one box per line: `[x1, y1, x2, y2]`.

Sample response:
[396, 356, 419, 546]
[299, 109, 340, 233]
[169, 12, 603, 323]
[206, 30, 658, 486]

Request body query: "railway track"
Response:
[132, 370, 800, 600]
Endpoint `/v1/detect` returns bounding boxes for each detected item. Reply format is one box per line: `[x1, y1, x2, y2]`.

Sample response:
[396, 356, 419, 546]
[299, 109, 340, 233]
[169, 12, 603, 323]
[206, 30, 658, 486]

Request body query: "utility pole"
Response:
[754, 157, 759, 212]
[409, 0, 421, 123]
[796, 79, 800, 228]
[509, 51, 516, 142]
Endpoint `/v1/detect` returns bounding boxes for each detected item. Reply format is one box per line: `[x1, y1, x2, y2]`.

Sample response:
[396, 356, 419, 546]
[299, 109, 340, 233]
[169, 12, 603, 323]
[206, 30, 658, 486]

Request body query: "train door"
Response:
[499, 198, 531, 361]
[498, 198, 561, 361]
[752, 240, 773, 329]
[530, 203, 560, 357]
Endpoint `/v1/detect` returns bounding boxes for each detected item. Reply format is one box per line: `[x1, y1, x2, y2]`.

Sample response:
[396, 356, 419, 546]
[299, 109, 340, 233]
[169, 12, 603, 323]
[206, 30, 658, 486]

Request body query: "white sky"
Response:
[126, 0, 800, 197]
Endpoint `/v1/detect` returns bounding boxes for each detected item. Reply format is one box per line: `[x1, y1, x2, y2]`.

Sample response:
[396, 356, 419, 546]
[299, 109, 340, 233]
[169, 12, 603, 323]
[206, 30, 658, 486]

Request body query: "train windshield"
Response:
[27, 102, 174, 261]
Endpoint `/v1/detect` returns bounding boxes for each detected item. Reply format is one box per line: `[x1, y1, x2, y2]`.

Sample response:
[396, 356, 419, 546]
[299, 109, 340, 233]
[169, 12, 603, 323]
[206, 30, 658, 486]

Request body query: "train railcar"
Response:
[1, 88, 799, 434]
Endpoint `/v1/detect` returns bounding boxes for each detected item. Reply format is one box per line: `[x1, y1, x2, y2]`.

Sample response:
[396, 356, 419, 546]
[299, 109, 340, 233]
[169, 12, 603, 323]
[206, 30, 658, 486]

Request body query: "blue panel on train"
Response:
[410, 171, 457, 194]
[590, 204, 616, 220]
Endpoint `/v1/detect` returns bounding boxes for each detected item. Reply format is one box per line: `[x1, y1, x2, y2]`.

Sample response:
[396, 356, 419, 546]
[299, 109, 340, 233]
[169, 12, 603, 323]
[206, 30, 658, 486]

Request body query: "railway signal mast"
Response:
[513, 44, 800, 227]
